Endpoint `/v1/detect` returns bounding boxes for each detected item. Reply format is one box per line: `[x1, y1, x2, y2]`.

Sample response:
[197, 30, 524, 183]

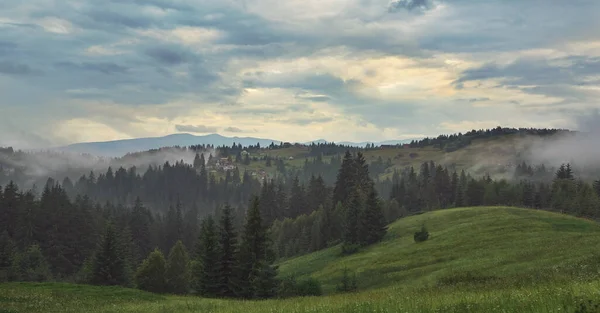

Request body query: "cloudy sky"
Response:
[1, 0, 599, 148]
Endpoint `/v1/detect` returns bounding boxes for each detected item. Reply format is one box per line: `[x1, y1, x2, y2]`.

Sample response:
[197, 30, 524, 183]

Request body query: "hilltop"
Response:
[3, 207, 600, 313]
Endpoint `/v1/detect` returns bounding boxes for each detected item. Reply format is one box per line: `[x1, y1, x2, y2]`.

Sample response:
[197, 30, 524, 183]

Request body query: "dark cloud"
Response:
[224, 126, 243, 133]
[175, 124, 218, 133]
[388, 0, 433, 12]
[54, 61, 129, 74]
[144, 46, 193, 65]
[454, 56, 600, 88]
[0, 61, 40, 76]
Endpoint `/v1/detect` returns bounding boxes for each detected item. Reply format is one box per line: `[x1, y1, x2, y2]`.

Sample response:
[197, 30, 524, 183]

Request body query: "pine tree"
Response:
[217, 205, 238, 297]
[134, 248, 166, 294]
[90, 222, 129, 286]
[333, 151, 355, 206]
[594, 180, 600, 198]
[0, 231, 16, 282]
[342, 189, 362, 252]
[236, 196, 278, 299]
[165, 240, 190, 294]
[129, 197, 152, 265]
[359, 188, 388, 246]
[289, 176, 306, 218]
[194, 216, 219, 296]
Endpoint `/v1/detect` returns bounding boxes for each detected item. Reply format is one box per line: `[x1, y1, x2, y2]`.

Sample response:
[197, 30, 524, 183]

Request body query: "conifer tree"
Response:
[129, 197, 152, 265]
[594, 180, 600, 198]
[359, 188, 388, 246]
[236, 196, 278, 299]
[166, 240, 190, 294]
[333, 151, 355, 206]
[217, 205, 238, 297]
[342, 190, 362, 252]
[90, 222, 129, 286]
[193, 216, 219, 296]
[289, 176, 306, 218]
[135, 248, 166, 294]
[0, 231, 16, 282]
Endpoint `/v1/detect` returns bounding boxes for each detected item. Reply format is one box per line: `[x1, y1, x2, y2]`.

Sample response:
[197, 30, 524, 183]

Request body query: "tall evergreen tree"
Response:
[217, 205, 238, 297]
[359, 187, 388, 246]
[165, 240, 190, 294]
[342, 190, 362, 248]
[333, 151, 355, 206]
[90, 222, 130, 286]
[129, 197, 152, 265]
[236, 196, 278, 299]
[193, 216, 219, 296]
[0, 231, 16, 282]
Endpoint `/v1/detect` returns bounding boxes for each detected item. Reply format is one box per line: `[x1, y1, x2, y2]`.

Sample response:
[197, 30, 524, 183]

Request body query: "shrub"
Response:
[278, 275, 323, 298]
[572, 299, 600, 313]
[414, 225, 429, 243]
[135, 249, 166, 294]
[296, 277, 323, 296]
[336, 267, 358, 293]
[341, 243, 360, 255]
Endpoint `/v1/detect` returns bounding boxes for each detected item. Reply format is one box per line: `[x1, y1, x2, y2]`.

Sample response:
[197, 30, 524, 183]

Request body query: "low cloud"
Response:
[224, 126, 244, 133]
[388, 0, 434, 12]
[175, 124, 218, 133]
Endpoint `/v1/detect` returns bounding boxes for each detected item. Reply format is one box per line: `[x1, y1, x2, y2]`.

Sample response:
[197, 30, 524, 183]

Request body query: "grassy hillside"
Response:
[234, 133, 541, 181]
[3, 207, 600, 313]
[278, 207, 600, 293]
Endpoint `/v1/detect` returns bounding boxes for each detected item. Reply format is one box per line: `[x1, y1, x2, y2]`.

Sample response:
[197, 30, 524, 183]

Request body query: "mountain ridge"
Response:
[56, 133, 419, 157]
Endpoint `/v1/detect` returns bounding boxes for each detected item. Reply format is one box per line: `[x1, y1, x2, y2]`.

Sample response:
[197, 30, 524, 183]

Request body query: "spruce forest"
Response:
[1, 128, 600, 304]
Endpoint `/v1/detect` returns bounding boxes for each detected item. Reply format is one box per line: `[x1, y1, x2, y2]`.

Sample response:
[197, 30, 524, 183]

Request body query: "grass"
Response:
[3, 207, 600, 313]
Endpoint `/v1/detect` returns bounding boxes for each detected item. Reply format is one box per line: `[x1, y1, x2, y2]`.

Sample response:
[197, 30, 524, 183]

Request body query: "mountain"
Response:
[57, 133, 421, 157]
[57, 133, 283, 157]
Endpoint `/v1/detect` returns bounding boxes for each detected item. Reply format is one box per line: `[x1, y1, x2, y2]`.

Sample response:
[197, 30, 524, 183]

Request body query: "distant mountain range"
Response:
[57, 133, 418, 157]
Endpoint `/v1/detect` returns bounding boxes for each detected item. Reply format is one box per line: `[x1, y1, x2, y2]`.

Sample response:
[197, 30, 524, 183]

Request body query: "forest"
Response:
[1, 128, 600, 299]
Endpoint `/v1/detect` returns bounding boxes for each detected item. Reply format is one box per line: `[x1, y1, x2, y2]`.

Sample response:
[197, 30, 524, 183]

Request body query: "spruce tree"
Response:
[594, 180, 600, 198]
[342, 189, 362, 253]
[135, 248, 166, 294]
[90, 222, 129, 286]
[129, 197, 152, 265]
[359, 188, 388, 246]
[194, 216, 219, 296]
[0, 231, 16, 282]
[236, 196, 278, 299]
[217, 205, 238, 297]
[333, 151, 355, 206]
[165, 240, 190, 294]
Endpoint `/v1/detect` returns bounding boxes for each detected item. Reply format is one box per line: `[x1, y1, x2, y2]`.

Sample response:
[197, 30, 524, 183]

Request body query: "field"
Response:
[3, 207, 600, 313]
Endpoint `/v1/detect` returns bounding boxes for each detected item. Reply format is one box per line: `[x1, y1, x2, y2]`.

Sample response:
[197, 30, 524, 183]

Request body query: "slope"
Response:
[3, 207, 600, 313]
[278, 206, 600, 293]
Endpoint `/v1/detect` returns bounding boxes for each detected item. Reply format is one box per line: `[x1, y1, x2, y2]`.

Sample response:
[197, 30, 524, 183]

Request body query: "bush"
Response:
[341, 243, 360, 255]
[135, 249, 166, 294]
[414, 225, 429, 243]
[572, 299, 600, 313]
[296, 277, 323, 296]
[278, 275, 323, 298]
[336, 267, 357, 293]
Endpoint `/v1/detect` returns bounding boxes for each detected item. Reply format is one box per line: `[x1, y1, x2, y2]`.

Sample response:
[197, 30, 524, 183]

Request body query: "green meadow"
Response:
[4, 207, 600, 313]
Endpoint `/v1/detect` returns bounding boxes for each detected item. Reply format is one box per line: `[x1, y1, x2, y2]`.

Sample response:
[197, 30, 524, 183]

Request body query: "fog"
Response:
[0, 146, 215, 190]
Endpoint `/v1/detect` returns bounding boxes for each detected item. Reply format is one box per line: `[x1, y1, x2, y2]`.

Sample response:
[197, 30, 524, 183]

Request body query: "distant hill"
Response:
[57, 134, 420, 157]
[57, 133, 283, 157]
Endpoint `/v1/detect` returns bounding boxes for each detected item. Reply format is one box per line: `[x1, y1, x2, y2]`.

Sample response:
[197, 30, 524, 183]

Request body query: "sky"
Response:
[1, 0, 599, 148]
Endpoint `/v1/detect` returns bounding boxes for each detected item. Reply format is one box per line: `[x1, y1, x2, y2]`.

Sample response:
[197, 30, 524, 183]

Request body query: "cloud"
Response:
[0, 61, 40, 76]
[224, 126, 244, 133]
[388, 0, 434, 12]
[1, 0, 600, 148]
[175, 124, 218, 133]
